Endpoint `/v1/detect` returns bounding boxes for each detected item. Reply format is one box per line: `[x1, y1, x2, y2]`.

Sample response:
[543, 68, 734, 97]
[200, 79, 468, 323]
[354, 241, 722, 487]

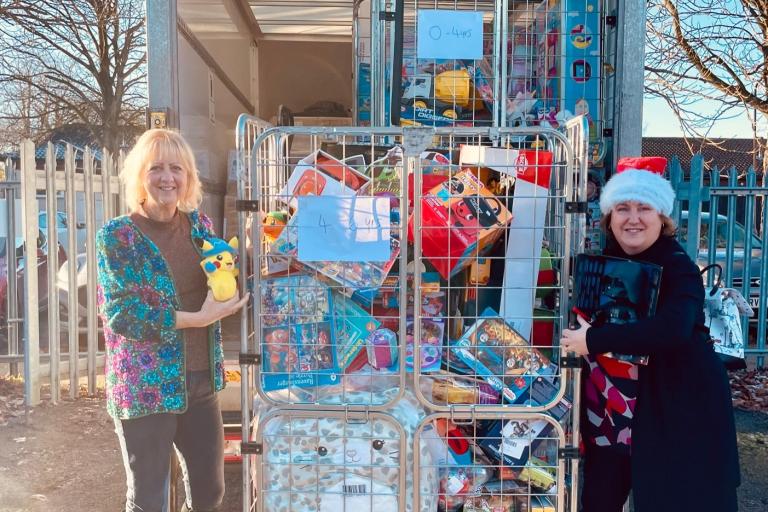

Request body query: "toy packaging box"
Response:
[259, 275, 340, 391]
[405, 317, 444, 373]
[332, 293, 380, 371]
[279, 150, 370, 209]
[409, 170, 513, 279]
[449, 308, 555, 403]
[269, 212, 401, 296]
[573, 254, 663, 365]
[477, 395, 570, 466]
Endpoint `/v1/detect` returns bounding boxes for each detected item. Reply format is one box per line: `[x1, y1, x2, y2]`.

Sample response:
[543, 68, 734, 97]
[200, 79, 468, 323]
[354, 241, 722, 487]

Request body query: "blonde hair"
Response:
[120, 129, 203, 213]
[600, 212, 677, 238]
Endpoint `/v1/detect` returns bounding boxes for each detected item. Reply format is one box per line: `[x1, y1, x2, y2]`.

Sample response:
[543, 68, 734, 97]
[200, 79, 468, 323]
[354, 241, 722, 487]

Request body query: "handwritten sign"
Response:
[297, 196, 391, 262]
[417, 10, 483, 60]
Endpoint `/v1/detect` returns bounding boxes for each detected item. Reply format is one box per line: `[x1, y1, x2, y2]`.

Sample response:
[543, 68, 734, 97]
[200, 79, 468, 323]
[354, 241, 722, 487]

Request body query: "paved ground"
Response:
[0, 369, 765, 511]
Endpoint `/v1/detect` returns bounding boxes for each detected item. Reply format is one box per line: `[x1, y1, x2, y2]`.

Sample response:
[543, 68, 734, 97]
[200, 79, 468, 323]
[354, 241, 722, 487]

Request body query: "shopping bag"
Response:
[701, 264, 754, 369]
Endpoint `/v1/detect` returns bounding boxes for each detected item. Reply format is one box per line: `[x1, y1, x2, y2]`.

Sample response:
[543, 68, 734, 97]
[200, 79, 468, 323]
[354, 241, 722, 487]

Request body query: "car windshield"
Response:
[679, 219, 762, 249]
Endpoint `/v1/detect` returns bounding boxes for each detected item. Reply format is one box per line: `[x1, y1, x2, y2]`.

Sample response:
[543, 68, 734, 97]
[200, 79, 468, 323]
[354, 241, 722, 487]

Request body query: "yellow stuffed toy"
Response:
[200, 237, 239, 301]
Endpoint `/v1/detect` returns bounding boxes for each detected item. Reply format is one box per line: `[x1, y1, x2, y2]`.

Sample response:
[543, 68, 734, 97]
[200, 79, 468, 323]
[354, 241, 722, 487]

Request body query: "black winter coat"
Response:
[586, 235, 740, 512]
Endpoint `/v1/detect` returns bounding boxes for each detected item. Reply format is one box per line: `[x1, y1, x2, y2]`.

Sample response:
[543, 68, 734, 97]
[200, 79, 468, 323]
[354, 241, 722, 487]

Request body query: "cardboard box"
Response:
[408, 170, 512, 279]
[279, 150, 370, 209]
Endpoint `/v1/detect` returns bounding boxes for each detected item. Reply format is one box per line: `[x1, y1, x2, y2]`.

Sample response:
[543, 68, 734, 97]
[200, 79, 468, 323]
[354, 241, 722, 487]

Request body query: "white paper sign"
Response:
[417, 10, 484, 60]
[297, 196, 390, 262]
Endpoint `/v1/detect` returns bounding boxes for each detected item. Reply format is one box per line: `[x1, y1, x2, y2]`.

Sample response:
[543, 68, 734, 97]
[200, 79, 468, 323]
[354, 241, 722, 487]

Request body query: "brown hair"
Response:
[600, 212, 677, 238]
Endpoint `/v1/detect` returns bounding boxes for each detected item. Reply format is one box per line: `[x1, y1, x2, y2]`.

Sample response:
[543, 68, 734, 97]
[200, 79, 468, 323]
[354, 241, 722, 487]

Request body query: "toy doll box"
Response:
[279, 150, 370, 209]
[409, 170, 512, 279]
[449, 307, 555, 403]
[259, 275, 341, 391]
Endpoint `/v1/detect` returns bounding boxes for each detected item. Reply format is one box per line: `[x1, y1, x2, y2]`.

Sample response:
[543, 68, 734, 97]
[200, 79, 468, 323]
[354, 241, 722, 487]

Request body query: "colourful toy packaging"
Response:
[405, 317, 444, 373]
[269, 212, 401, 296]
[477, 396, 570, 466]
[259, 275, 340, 391]
[332, 293, 380, 371]
[279, 150, 370, 209]
[449, 308, 555, 403]
[366, 328, 399, 370]
[461, 480, 529, 512]
[408, 170, 513, 279]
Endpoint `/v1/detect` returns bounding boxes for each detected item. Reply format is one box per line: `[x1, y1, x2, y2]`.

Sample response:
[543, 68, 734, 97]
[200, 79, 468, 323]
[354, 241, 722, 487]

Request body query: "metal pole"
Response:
[83, 149, 98, 394]
[6, 180, 19, 376]
[45, 143, 61, 403]
[20, 140, 41, 405]
[65, 145, 79, 399]
[612, 0, 646, 161]
[146, 0, 180, 128]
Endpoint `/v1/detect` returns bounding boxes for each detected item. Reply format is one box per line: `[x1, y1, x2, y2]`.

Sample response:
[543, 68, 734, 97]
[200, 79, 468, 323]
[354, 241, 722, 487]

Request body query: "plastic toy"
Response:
[263, 211, 288, 243]
[199, 237, 239, 301]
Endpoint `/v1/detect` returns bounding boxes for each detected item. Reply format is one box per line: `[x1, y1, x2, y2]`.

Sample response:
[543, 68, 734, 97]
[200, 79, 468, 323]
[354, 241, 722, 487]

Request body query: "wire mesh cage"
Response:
[250, 387, 437, 512]
[238, 122, 587, 511]
[366, 0, 608, 165]
[409, 124, 584, 413]
[415, 410, 572, 512]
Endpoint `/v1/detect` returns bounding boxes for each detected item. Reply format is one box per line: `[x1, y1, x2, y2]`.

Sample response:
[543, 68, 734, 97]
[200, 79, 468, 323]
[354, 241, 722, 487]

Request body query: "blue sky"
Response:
[643, 97, 755, 138]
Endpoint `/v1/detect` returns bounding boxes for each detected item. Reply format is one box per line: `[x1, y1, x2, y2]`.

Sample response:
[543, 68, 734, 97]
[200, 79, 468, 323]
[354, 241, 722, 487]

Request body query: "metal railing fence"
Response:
[669, 154, 768, 367]
[2, 141, 124, 405]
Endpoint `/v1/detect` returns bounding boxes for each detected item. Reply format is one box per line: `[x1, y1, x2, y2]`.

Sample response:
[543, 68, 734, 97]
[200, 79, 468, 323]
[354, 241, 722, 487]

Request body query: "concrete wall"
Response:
[257, 40, 352, 121]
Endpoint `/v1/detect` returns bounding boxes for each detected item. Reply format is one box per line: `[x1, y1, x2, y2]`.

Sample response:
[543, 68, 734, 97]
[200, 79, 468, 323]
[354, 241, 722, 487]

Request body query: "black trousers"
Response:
[114, 371, 224, 512]
[580, 444, 632, 512]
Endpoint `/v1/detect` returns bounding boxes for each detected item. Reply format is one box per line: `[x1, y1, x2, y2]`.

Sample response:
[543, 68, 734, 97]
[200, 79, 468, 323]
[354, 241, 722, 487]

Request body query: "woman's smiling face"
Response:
[141, 149, 188, 216]
[610, 201, 663, 255]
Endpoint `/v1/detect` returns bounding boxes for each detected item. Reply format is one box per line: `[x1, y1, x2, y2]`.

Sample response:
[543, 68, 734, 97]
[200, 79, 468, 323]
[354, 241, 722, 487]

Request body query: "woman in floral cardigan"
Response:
[97, 129, 248, 512]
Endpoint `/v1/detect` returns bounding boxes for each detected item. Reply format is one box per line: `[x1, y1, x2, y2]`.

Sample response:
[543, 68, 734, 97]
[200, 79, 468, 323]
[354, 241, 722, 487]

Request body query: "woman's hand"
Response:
[560, 316, 591, 356]
[176, 291, 250, 329]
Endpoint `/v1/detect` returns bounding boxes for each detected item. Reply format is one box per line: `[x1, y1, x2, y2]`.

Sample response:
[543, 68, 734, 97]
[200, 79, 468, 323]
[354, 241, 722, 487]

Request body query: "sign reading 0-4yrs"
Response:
[417, 10, 483, 60]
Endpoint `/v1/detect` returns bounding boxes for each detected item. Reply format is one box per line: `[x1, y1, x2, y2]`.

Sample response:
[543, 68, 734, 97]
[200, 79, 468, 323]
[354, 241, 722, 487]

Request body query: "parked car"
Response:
[678, 211, 763, 317]
[38, 211, 87, 255]
[0, 230, 67, 351]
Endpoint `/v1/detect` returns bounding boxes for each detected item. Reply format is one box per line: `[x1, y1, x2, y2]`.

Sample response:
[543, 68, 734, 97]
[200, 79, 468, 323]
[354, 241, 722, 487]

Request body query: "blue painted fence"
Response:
[669, 154, 768, 367]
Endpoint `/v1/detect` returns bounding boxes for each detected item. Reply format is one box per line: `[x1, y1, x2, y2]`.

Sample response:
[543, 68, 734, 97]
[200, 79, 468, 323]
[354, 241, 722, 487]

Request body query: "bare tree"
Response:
[645, 0, 768, 173]
[0, 0, 146, 154]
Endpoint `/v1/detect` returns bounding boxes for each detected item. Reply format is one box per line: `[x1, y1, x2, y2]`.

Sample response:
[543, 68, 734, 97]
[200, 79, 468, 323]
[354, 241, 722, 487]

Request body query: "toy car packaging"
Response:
[259, 275, 340, 391]
[279, 150, 370, 209]
[409, 170, 513, 279]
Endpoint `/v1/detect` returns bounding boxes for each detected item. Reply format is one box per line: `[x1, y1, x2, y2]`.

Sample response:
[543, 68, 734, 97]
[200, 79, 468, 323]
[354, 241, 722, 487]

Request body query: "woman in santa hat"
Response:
[561, 157, 740, 512]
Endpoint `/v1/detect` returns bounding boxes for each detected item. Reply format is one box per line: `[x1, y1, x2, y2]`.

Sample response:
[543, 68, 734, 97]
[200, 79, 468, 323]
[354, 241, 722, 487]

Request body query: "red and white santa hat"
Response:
[599, 156, 675, 216]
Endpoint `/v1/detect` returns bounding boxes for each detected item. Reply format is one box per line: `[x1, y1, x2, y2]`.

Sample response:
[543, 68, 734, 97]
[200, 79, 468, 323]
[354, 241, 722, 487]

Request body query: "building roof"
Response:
[642, 137, 764, 173]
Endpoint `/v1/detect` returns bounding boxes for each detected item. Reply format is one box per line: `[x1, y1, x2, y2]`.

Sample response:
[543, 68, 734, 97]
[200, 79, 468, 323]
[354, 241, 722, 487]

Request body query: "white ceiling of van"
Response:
[178, 0, 357, 40]
[249, 1, 355, 36]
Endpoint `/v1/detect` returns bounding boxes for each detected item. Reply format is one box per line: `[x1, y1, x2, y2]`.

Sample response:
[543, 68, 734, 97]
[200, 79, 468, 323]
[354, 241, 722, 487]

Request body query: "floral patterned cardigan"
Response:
[96, 210, 225, 419]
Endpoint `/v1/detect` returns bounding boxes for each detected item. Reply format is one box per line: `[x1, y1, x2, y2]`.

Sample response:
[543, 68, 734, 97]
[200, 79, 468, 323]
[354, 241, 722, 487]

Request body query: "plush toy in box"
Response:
[255, 387, 438, 512]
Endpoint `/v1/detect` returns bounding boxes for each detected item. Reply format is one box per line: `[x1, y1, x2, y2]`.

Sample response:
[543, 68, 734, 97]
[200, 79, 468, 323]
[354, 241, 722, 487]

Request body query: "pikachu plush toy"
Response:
[200, 237, 239, 301]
